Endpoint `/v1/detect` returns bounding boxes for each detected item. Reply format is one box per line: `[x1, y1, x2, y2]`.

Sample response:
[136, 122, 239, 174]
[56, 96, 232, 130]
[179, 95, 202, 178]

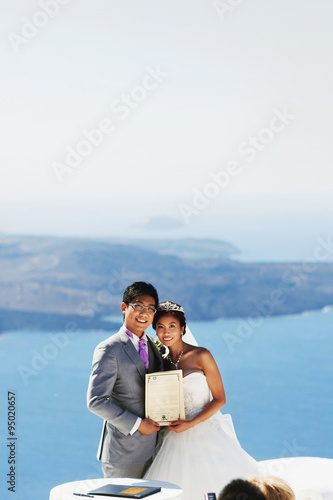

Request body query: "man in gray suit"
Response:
[87, 281, 163, 478]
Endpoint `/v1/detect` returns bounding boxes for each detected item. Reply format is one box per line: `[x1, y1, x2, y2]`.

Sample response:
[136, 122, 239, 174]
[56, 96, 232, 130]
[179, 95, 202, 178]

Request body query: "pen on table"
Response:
[73, 493, 94, 497]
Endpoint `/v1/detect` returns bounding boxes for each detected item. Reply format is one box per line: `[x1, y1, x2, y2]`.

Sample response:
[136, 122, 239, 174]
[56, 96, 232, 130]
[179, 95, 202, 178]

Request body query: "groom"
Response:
[87, 281, 163, 478]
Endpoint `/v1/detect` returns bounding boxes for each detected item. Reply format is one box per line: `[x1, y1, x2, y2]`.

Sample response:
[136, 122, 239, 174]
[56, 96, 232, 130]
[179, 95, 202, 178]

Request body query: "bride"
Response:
[144, 301, 259, 500]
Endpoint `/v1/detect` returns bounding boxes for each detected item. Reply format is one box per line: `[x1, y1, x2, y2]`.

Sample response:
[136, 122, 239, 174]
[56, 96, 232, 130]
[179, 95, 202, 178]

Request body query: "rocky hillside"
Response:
[0, 234, 332, 332]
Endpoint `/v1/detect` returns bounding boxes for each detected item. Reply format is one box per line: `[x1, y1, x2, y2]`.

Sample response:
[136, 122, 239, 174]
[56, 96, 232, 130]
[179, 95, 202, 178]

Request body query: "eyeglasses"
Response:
[129, 303, 157, 314]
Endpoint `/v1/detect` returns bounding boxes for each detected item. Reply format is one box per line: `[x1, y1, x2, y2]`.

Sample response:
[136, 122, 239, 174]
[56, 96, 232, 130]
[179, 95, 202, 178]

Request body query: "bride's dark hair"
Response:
[152, 301, 186, 336]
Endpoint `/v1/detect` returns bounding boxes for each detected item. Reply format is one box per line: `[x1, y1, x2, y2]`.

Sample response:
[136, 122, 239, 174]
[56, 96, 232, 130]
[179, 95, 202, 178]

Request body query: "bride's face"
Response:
[155, 313, 184, 347]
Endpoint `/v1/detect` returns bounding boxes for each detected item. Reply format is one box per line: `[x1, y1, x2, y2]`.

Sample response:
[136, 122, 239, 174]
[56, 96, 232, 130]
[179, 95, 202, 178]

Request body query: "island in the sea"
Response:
[0, 234, 332, 332]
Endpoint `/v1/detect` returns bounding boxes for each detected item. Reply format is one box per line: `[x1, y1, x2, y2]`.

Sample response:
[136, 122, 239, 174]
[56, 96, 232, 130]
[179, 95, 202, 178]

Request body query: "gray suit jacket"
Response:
[87, 327, 163, 464]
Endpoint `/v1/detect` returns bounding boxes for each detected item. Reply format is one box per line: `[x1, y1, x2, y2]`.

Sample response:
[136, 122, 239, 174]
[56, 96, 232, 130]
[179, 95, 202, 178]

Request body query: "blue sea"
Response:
[0, 308, 332, 500]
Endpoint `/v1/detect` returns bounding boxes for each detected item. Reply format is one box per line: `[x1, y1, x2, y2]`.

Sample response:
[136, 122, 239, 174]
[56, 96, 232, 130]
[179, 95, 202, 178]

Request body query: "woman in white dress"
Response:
[144, 301, 259, 500]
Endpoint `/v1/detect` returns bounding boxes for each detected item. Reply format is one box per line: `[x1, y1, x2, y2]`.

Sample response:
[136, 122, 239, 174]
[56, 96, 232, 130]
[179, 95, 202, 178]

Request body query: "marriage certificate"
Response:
[145, 370, 185, 425]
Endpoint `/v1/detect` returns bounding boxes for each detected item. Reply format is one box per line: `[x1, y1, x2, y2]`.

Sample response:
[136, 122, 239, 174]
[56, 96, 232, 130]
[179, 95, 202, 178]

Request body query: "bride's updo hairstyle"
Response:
[152, 301, 186, 336]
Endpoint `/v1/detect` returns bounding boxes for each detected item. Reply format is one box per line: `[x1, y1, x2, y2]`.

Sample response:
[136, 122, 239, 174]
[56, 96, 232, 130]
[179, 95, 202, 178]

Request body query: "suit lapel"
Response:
[120, 329, 146, 381]
[119, 328, 163, 378]
[147, 335, 164, 373]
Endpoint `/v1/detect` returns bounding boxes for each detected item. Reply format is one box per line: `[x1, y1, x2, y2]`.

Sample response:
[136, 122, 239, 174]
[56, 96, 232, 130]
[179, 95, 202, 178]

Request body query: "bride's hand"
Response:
[168, 420, 192, 433]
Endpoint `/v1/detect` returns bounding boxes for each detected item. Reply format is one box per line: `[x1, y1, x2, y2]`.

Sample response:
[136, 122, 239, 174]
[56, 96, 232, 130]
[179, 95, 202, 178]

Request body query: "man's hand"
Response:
[138, 418, 160, 435]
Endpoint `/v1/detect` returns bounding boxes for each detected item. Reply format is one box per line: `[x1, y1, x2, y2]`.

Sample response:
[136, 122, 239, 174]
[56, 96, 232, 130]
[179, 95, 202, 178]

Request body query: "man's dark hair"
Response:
[122, 282, 159, 308]
[218, 479, 267, 500]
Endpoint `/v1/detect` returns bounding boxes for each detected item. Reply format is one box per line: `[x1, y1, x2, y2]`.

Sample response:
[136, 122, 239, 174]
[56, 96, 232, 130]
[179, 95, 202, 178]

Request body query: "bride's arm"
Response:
[169, 349, 226, 433]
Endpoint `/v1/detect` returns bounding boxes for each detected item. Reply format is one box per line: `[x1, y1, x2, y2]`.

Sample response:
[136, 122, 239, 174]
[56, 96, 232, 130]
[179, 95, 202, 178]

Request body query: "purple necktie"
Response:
[138, 339, 149, 369]
[125, 328, 149, 369]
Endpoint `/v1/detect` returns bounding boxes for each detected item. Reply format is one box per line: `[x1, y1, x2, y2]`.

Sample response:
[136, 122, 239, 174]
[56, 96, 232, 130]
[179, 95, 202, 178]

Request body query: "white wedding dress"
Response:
[144, 372, 259, 500]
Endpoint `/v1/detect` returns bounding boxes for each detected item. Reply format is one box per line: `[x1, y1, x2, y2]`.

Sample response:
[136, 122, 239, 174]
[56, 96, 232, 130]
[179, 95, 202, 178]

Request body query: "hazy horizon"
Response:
[1, 192, 332, 262]
[1, 0, 332, 262]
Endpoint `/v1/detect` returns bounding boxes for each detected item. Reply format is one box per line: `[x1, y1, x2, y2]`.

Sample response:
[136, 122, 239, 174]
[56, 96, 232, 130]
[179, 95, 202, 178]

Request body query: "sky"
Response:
[0, 0, 332, 260]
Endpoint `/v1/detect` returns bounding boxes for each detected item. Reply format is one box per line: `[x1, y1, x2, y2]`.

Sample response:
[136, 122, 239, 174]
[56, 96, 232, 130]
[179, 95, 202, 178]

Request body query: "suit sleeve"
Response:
[87, 343, 138, 436]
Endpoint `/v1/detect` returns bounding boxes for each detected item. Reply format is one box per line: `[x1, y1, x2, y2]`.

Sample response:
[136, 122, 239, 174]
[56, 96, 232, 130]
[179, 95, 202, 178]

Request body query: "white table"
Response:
[259, 457, 333, 500]
[50, 458, 333, 500]
[49, 477, 183, 500]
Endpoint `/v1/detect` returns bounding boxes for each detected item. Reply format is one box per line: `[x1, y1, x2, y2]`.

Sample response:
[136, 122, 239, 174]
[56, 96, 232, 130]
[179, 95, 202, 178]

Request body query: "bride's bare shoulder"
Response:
[185, 345, 212, 357]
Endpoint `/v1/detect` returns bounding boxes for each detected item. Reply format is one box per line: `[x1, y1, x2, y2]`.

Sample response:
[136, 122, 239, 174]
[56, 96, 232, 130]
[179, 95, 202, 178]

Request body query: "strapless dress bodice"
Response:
[183, 372, 212, 419]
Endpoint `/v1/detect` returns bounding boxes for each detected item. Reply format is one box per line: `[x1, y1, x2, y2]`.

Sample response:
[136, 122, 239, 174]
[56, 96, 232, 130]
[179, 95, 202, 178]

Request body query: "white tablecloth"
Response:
[49, 458, 333, 500]
[49, 477, 183, 500]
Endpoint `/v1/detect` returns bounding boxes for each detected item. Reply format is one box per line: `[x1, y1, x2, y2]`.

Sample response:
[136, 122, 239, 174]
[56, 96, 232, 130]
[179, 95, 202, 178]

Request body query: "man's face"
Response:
[121, 294, 156, 337]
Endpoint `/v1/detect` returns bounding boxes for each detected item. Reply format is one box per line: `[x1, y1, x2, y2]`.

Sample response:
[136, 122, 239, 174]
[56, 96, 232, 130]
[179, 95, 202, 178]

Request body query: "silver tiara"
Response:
[157, 301, 184, 313]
